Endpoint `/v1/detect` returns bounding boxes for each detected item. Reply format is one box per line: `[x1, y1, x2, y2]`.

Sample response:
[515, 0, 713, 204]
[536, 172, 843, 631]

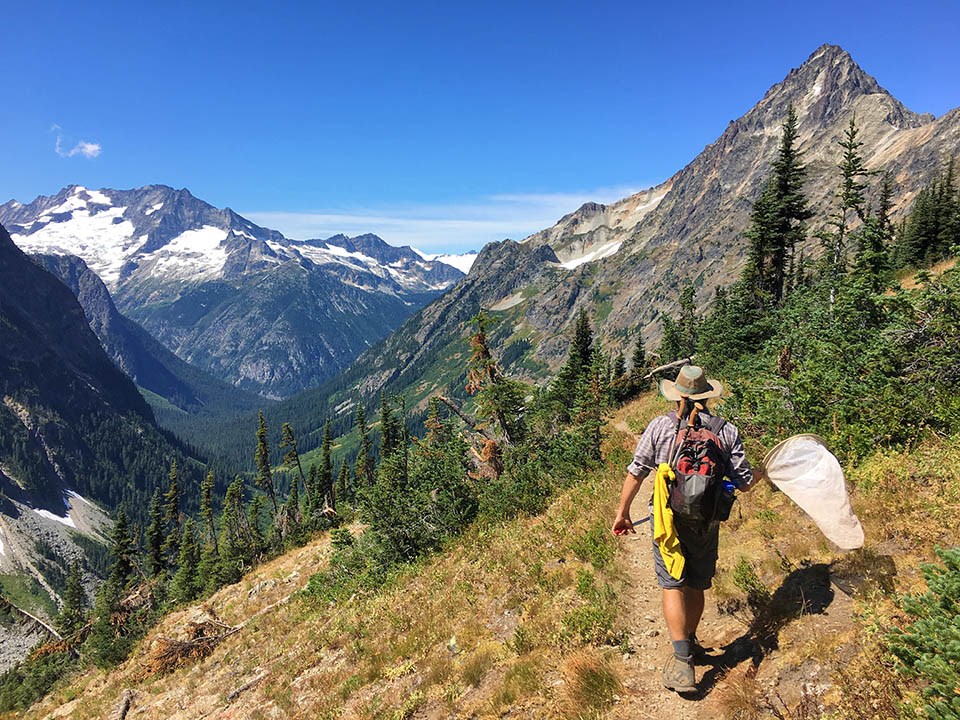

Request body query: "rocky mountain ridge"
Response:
[287, 44, 960, 421]
[1, 186, 472, 398]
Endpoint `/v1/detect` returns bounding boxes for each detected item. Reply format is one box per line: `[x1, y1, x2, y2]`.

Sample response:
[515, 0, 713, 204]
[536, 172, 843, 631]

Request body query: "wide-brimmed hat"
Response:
[659, 365, 723, 401]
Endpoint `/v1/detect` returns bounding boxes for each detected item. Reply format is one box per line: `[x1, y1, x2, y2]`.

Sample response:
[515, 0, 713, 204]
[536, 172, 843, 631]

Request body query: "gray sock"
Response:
[672, 639, 692, 661]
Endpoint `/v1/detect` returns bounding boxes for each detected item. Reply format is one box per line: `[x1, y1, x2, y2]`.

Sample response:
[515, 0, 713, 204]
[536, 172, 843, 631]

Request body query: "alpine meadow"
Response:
[1, 28, 959, 720]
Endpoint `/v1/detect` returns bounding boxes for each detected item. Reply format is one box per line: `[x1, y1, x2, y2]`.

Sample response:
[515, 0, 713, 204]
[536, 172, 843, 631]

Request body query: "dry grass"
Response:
[559, 647, 623, 720]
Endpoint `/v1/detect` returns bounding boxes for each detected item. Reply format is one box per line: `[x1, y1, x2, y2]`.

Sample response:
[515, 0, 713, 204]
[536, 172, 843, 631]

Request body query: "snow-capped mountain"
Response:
[0, 186, 469, 398]
[0, 185, 464, 299]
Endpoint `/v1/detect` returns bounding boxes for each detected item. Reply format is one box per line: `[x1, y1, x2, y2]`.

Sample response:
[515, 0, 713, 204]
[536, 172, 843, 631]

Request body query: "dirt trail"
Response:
[610, 418, 748, 719]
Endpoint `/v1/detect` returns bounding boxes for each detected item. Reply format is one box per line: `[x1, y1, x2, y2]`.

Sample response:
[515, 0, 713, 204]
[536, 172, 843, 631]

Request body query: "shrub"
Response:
[887, 546, 960, 720]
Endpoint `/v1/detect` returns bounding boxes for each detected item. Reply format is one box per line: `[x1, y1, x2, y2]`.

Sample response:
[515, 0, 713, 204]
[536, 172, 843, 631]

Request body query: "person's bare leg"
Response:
[683, 587, 704, 638]
[662, 588, 688, 641]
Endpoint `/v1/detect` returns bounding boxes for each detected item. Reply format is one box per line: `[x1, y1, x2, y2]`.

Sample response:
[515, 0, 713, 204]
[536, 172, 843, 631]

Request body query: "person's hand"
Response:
[612, 513, 635, 535]
[743, 465, 767, 491]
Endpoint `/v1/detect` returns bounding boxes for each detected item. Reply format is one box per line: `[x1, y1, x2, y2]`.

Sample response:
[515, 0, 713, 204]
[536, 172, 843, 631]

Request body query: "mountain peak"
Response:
[746, 44, 926, 132]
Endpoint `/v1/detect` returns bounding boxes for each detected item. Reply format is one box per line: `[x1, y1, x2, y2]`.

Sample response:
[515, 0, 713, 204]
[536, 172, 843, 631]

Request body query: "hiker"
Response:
[611, 365, 764, 694]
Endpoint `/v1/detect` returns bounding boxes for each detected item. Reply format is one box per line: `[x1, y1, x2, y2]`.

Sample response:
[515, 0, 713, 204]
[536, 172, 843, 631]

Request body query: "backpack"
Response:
[667, 410, 728, 522]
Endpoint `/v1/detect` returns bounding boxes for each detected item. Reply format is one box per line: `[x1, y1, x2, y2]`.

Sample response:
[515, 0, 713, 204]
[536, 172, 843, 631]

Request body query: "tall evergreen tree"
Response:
[336, 460, 352, 507]
[745, 106, 813, 305]
[161, 460, 182, 562]
[254, 411, 279, 520]
[280, 422, 308, 501]
[170, 520, 200, 604]
[217, 476, 249, 585]
[200, 469, 218, 552]
[58, 560, 88, 638]
[466, 311, 527, 442]
[823, 115, 871, 304]
[145, 489, 165, 577]
[629, 332, 650, 393]
[551, 309, 594, 420]
[355, 405, 375, 488]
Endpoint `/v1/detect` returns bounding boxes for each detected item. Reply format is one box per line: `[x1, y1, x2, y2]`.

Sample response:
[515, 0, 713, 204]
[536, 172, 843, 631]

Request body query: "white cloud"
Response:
[53, 127, 102, 159]
[243, 184, 654, 255]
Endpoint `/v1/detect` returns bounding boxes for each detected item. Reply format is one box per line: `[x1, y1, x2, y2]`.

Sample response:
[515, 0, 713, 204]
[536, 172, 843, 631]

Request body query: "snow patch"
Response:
[813, 82, 822, 97]
[33, 508, 77, 528]
[413, 248, 477, 273]
[145, 202, 164, 216]
[85, 189, 111, 205]
[12, 204, 134, 288]
[0, 529, 5, 556]
[559, 240, 623, 270]
[149, 226, 229, 278]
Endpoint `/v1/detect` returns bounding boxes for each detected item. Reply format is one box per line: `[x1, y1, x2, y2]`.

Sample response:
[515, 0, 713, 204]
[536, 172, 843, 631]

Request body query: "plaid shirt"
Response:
[626, 411, 754, 489]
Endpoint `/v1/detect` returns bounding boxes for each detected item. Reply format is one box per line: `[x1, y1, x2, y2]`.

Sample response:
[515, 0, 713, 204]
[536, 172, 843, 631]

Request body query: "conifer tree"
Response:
[58, 559, 87, 638]
[466, 311, 527, 442]
[106, 507, 137, 590]
[217, 476, 248, 585]
[629, 332, 650, 393]
[658, 315, 683, 365]
[336, 460, 352, 507]
[161, 460, 182, 562]
[280, 422, 307, 497]
[355, 405, 375, 488]
[145, 489, 165, 577]
[170, 519, 200, 604]
[573, 347, 608, 461]
[823, 115, 871, 304]
[745, 106, 812, 304]
[254, 411, 279, 520]
[200, 468, 218, 553]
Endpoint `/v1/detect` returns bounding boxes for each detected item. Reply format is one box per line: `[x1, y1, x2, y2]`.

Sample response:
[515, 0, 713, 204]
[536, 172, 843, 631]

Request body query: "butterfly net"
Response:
[763, 434, 864, 550]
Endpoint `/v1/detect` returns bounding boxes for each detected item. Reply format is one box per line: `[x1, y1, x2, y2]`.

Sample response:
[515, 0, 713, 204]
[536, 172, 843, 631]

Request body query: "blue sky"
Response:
[2, 1, 958, 253]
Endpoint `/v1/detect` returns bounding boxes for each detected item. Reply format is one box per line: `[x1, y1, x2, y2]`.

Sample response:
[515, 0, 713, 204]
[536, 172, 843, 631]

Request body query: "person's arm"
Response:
[612, 471, 644, 534]
[613, 417, 663, 534]
[723, 423, 762, 491]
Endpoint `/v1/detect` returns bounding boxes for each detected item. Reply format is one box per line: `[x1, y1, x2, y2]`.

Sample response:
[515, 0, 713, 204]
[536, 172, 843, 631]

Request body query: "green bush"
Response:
[887, 546, 960, 720]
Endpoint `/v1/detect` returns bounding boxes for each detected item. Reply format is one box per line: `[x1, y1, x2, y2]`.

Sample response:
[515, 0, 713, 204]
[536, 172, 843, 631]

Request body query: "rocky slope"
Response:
[0, 187, 469, 398]
[30, 253, 262, 418]
[0, 224, 202, 640]
[295, 44, 960, 419]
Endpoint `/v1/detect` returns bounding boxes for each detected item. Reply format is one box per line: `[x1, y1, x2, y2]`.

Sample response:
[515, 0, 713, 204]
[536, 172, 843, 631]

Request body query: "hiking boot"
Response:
[662, 654, 697, 693]
[689, 634, 709, 663]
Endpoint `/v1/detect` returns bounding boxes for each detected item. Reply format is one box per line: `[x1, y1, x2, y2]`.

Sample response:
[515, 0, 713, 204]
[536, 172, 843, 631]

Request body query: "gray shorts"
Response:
[649, 503, 720, 590]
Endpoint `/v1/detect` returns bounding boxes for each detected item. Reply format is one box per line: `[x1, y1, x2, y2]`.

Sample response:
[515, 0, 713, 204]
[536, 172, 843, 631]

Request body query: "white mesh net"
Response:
[763, 434, 864, 550]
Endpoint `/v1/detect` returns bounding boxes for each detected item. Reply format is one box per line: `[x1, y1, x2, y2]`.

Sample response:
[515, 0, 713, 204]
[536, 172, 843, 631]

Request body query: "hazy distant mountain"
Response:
[0, 187, 468, 398]
[283, 44, 960, 422]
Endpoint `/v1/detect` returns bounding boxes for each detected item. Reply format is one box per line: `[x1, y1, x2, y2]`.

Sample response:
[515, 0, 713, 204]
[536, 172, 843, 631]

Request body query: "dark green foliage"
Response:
[57, 560, 87, 638]
[318, 421, 334, 511]
[355, 405, 374, 488]
[550, 309, 594, 420]
[169, 519, 201, 604]
[744, 105, 813, 305]
[255, 411, 279, 518]
[895, 160, 960, 267]
[161, 460, 182, 562]
[887, 547, 960, 719]
[0, 649, 75, 712]
[145, 489, 165, 577]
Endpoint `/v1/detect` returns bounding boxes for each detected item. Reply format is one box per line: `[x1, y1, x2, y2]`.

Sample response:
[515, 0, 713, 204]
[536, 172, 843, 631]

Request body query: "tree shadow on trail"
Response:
[683, 562, 836, 700]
